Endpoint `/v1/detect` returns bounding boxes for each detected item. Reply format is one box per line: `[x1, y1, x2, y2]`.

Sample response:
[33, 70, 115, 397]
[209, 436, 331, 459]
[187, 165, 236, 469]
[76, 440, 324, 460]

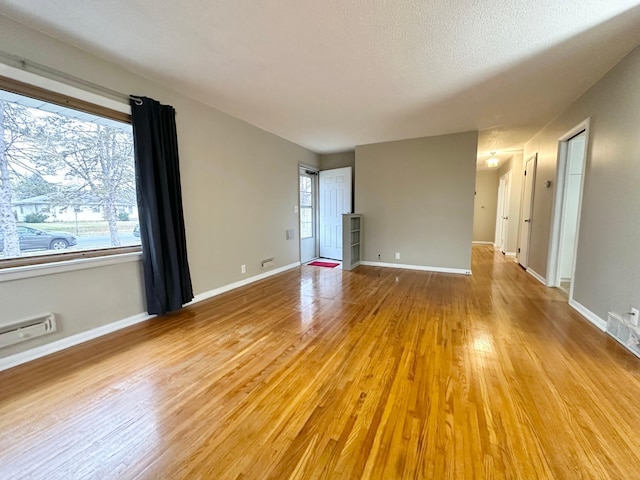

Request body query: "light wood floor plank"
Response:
[1, 246, 640, 479]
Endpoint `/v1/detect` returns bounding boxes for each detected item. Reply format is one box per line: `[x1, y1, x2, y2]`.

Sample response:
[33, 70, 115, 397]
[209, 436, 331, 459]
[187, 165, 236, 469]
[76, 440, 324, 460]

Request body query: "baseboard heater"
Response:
[606, 312, 640, 358]
[0, 313, 57, 349]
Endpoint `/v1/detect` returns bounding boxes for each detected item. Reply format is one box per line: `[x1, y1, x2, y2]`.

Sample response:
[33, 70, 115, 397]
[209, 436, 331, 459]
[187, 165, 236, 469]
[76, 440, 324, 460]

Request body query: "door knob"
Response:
[524, 219, 531, 223]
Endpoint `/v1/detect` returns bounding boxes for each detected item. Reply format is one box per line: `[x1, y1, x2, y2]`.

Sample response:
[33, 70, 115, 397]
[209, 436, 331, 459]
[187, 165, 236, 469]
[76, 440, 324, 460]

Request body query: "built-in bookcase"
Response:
[342, 214, 362, 271]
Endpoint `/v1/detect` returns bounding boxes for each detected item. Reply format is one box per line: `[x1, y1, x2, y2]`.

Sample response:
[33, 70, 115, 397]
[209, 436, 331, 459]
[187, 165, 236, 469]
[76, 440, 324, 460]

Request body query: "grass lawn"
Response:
[23, 221, 138, 236]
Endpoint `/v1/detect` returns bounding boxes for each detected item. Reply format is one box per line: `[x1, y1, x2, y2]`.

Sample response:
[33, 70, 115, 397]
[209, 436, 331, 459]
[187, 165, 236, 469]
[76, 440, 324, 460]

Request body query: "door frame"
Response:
[518, 153, 537, 269]
[495, 170, 512, 252]
[299, 164, 319, 263]
[546, 118, 590, 300]
[319, 166, 353, 260]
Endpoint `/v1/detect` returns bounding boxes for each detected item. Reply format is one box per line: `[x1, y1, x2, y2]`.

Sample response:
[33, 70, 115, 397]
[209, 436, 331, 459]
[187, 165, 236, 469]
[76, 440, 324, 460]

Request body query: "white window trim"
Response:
[0, 62, 130, 113]
[0, 251, 142, 283]
[0, 61, 138, 278]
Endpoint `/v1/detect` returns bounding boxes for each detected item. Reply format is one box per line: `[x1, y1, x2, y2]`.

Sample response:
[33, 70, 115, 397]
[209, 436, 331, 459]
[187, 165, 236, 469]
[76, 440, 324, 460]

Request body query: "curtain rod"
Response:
[0, 49, 142, 105]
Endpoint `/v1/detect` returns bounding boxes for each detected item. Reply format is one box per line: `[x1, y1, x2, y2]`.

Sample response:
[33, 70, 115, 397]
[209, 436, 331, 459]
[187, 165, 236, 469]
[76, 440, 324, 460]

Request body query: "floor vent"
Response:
[607, 312, 640, 358]
[0, 313, 57, 349]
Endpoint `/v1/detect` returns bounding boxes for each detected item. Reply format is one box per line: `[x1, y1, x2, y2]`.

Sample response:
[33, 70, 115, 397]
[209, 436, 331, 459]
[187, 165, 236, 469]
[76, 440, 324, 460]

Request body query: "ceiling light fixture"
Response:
[486, 152, 499, 168]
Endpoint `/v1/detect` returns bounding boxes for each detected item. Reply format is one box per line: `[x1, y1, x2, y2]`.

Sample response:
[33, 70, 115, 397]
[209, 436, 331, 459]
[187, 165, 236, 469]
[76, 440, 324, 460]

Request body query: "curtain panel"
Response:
[130, 96, 193, 315]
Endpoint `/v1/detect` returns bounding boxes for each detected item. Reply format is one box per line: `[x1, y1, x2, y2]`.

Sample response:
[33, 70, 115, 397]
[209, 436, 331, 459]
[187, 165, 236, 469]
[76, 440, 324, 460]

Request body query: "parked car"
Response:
[0, 226, 77, 252]
[133, 224, 140, 238]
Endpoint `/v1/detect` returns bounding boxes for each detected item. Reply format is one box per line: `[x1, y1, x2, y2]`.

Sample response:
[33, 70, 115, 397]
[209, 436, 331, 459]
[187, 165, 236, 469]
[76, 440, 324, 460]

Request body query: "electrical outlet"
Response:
[630, 307, 639, 326]
[395, 252, 400, 260]
[241, 264, 246, 274]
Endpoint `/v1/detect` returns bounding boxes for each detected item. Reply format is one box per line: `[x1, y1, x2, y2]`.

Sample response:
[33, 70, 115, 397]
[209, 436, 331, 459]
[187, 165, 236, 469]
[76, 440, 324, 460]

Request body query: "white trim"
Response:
[298, 163, 319, 173]
[569, 299, 607, 331]
[0, 312, 154, 372]
[360, 261, 471, 275]
[0, 61, 130, 113]
[472, 241, 494, 245]
[189, 262, 300, 304]
[0, 261, 301, 372]
[518, 153, 537, 269]
[504, 252, 516, 257]
[0, 252, 143, 283]
[547, 118, 590, 293]
[526, 267, 546, 285]
[298, 164, 319, 263]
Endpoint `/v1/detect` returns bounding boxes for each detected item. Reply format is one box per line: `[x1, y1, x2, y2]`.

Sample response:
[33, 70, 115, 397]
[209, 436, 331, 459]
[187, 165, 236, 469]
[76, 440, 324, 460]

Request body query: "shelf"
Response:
[343, 214, 363, 271]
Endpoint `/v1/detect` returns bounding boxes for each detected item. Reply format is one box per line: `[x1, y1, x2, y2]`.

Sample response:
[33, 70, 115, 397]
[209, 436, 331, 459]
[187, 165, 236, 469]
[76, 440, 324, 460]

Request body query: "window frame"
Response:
[0, 73, 141, 271]
[299, 173, 314, 240]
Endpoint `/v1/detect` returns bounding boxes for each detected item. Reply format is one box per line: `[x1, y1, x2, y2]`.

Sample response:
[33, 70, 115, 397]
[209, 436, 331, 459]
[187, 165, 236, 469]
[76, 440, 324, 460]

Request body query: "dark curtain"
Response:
[130, 96, 193, 315]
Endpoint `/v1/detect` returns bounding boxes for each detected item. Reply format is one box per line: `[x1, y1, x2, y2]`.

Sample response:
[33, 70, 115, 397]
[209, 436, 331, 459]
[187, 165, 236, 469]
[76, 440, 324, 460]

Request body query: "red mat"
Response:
[307, 261, 340, 268]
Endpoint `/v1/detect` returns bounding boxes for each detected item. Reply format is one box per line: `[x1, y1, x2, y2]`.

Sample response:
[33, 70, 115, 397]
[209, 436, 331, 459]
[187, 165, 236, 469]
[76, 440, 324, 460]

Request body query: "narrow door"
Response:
[495, 175, 505, 249]
[299, 168, 318, 263]
[519, 155, 537, 269]
[557, 131, 586, 294]
[500, 170, 512, 253]
[319, 167, 352, 260]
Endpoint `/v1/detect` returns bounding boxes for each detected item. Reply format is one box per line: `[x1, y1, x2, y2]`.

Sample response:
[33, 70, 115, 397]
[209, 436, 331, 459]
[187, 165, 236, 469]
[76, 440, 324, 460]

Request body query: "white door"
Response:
[499, 170, 512, 252]
[319, 167, 352, 260]
[299, 168, 318, 263]
[495, 176, 505, 249]
[557, 131, 586, 293]
[519, 155, 537, 268]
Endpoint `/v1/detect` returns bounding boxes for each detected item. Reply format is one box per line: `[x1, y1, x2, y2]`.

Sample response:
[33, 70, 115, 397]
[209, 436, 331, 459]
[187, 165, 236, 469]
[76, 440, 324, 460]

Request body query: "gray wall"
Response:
[319, 151, 355, 209]
[319, 151, 355, 171]
[473, 170, 499, 243]
[355, 131, 478, 271]
[497, 153, 523, 255]
[523, 43, 640, 319]
[0, 15, 318, 359]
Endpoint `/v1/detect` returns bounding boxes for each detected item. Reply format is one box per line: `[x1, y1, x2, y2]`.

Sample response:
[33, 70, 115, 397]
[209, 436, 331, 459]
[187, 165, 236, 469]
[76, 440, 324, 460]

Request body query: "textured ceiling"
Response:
[1, 1, 640, 157]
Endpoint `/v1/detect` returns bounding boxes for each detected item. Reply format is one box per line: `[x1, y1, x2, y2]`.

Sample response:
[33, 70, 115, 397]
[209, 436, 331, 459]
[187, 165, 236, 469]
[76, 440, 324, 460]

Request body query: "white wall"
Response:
[355, 131, 477, 271]
[0, 15, 318, 360]
[523, 43, 640, 320]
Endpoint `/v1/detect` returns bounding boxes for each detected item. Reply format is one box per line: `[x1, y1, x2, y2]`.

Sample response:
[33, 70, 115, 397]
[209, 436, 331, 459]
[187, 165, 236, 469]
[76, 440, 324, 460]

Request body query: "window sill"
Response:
[0, 250, 142, 283]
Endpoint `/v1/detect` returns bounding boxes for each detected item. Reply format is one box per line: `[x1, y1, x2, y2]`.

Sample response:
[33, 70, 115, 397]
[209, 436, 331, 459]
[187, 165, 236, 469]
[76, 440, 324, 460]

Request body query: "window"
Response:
[299, 174, 313, 239]
[0, 76, 140, 268]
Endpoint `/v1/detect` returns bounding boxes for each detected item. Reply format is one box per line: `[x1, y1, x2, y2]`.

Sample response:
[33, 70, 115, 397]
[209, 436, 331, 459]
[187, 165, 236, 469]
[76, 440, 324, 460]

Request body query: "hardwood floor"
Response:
[1, 246, 640, 479]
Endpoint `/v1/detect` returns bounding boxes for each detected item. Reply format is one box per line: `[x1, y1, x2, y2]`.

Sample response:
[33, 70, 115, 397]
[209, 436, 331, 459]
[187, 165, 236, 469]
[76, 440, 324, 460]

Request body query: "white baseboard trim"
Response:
[0, 312, 154, 372]
[504, 252, 516, 257]
[569, 299, 607, 331]
[360, 261, 471, 275]
[472, 241, 494, 245]
[189, 262, 300, 304]
[0, 261, 301, 372]
[526, 268, 546, 285]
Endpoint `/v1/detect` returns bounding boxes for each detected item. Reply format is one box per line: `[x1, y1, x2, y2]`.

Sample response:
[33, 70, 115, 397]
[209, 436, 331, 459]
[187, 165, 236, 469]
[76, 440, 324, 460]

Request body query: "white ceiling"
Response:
[1, 1, 640, 158]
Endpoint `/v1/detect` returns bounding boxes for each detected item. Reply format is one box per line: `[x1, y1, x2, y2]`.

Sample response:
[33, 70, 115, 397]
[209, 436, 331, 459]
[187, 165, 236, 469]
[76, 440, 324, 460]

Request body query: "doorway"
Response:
[299, 166, 319, 263]
[548, 120, 589, 297]
[518, 154, 537, 269]
[495, 170, 512, 253]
